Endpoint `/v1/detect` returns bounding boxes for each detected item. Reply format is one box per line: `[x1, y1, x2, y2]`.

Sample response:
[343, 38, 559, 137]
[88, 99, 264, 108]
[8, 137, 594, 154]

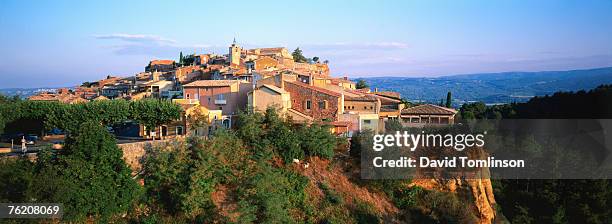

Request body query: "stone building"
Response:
[283, 80, 343, 122]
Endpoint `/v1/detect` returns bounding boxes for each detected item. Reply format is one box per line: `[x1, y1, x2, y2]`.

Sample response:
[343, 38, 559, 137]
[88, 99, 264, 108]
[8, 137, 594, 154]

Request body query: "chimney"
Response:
[343, 76, 348, 80]
[374, 88, 378, 92]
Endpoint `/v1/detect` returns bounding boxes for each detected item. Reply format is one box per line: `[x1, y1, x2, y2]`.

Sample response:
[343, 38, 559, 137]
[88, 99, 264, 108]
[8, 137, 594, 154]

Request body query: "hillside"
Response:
[363, 67, 612, 106]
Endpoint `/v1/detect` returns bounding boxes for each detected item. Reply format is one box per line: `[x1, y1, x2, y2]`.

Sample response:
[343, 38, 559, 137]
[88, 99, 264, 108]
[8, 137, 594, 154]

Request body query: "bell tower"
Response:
[228, 38, 241, 66]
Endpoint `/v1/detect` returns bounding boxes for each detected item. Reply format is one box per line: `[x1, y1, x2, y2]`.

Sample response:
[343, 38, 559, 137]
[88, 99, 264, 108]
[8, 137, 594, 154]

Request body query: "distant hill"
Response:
[362, 67, 612, 106]
[0, 87, 64, 99]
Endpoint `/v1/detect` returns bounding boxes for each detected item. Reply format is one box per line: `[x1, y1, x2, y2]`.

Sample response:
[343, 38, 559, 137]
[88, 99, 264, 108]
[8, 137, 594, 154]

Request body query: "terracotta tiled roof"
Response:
[345, 94, 378, 102]
[285, 81, 342, 97]
[29, 93, 88, 104]
[401, 104, 457, 115]
[372, 94, 402, 104]
[329, 78, 355, 84]
[150, 59, 175, 65]
[258, 47, 285, 54]
[374, 91, 401, 99]
[183, 80, 241, 87]
[353, 88, 370, 93]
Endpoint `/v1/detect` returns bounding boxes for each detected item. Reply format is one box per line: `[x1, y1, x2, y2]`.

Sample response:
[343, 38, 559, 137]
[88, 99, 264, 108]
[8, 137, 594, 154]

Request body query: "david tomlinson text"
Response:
[373, 156, 525, 168]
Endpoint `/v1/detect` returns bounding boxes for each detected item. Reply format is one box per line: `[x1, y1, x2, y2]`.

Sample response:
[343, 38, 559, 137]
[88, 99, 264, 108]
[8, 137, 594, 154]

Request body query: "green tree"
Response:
[30, 121, 140, 221]
[0, 158, 34, 203]
[298, 124, 336, 159]
[179, 51, 184, 66]
[385, 119, 403, 132]
[237, 166, 309, 223]
[143, 138, 218, 220]
[292, 47, 308, 63]
[130, 99, 181, 139]
[235, 110, 265, 147]
[356, 79, 369, 89]
[446, 91, 452, 108]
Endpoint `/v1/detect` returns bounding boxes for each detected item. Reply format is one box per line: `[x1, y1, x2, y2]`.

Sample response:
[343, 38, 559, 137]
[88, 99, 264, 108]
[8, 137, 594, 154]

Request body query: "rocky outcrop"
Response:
[410, 147, 498, 224]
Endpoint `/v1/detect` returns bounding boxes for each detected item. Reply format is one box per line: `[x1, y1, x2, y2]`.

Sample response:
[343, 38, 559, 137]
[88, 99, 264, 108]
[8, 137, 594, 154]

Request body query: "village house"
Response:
[145, 59, 176, 72]
[399, 104, 457, 127]
[140, 80, 175, 99]
[74, 86, 99, 100]
[173, 65, 203, 84]
[194, 54, 210, 66]
[283, 80, 343, 122]
[29, 88, 88, 104]
[138, 99, 225, 139]
[245, 56, 280, 72]
[248, 84, 292, 114]
[101, 83, 132, 98]
[371, 91, 404, 126]
[182, 80, 251, 127]
[329, 77, 356, 89]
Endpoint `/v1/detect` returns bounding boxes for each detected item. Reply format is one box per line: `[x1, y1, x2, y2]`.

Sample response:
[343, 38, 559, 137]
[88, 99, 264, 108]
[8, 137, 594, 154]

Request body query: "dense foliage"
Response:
[459, 84, 612, 120]
[1, 122, 141, 222]
[0, 98, 181, 135]
[0, 105, 346, 222]
[139, 108, 348, 223]
[236, 107, 337, 163]
[459, 84, 612, 224]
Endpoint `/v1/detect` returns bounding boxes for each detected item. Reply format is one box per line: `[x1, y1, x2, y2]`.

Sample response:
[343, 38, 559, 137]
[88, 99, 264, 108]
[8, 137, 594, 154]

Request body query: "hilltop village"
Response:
[28, 40, 457, 138]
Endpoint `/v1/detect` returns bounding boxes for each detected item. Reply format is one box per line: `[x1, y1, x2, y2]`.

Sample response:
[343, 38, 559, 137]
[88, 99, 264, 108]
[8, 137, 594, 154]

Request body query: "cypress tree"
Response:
[179, 51, 184, 66]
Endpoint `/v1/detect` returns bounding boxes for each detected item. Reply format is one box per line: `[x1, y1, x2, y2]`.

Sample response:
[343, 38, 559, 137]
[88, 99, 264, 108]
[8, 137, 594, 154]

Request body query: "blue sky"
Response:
[1, 0, 611, 88]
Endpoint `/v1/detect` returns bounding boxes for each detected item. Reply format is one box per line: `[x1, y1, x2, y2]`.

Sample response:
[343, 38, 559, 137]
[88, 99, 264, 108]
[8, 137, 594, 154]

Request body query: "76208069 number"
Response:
[0, 203, 63, 219]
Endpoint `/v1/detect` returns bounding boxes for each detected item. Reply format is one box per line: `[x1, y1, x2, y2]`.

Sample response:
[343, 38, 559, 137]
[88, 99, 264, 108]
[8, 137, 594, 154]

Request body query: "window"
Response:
[176, 126, 184, 135]
[364, 106, 367, 110]
[370, 106, 374, 110]
[363, 120, 371, 124]
[216, 94, 225, 100]
[305, 100, 312, 110]
[219, 107, 223, 110]
[318, 100, 327, 109]
[186, 94, 190, 98]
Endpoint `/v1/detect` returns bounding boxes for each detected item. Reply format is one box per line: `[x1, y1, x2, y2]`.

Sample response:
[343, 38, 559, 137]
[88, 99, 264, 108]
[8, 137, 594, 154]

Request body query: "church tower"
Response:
[228, 38, 241, 66]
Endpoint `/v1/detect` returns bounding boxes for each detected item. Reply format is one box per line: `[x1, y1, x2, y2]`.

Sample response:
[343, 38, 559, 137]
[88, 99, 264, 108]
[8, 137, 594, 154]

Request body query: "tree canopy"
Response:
[292, 47, 308, 63]
[356, 79, 369, 89]
[0, 98, 182, 135]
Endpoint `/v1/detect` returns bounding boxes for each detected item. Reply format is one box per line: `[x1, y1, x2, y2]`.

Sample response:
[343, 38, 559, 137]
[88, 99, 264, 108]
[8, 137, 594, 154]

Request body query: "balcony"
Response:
[214, 99, 227, 105]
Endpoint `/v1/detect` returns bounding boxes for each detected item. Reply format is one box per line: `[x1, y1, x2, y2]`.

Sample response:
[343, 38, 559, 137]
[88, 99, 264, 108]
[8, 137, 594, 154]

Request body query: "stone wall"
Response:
[283, 81, 340, 121]
[118, 140, 174, 173]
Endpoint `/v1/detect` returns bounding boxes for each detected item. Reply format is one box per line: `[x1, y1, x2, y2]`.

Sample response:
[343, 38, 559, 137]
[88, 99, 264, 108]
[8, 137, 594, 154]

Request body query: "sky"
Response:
[1, 0, 611, 88]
